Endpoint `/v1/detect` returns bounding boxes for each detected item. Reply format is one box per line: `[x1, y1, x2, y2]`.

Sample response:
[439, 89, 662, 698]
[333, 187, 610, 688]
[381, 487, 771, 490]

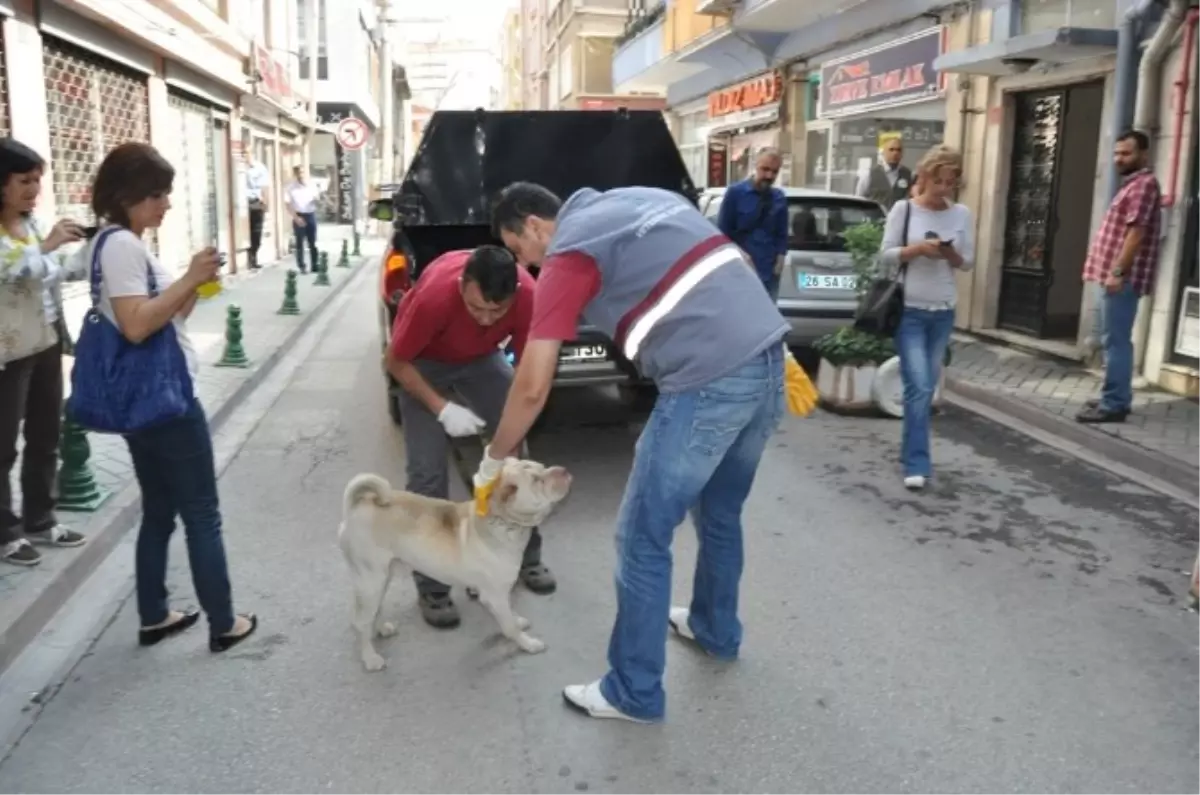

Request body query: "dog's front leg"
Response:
[478, 588, 544, 654]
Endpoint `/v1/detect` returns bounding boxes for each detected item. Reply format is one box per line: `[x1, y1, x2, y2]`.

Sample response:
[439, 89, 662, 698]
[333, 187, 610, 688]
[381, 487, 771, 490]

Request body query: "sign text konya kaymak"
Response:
[818, 27, 947, 119]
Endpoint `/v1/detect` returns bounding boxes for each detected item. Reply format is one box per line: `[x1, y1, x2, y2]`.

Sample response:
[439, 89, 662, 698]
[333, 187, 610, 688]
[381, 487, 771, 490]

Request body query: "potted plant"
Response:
[811, 220, 896, 411]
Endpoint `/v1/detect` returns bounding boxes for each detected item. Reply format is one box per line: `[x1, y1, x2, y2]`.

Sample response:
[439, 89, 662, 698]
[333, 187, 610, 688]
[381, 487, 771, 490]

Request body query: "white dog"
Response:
[337, 458, 572, 671]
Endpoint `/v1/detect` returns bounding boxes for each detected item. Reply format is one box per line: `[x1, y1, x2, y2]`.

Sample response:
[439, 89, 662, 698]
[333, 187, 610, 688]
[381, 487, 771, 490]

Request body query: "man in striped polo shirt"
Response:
[476, 182, 789, 723]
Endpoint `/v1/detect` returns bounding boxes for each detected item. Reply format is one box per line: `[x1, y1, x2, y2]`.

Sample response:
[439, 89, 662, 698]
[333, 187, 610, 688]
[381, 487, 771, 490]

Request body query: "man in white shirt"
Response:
[244, 151, 271, 270]
[285, 166, 321, 273]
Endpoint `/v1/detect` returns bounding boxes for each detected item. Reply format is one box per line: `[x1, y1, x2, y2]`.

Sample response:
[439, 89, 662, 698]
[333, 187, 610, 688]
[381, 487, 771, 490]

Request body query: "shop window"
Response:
[1019, 0, 1115, 34]
[42, 38, 150, 224]
[580, 37, 614, 95]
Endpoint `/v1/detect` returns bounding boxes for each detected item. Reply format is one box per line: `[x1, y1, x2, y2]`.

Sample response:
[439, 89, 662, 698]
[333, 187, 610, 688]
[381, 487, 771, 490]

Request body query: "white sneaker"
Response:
[562, 680, 651, 723]
[904, 475, 926, 491]
[668, 606, 696, 641]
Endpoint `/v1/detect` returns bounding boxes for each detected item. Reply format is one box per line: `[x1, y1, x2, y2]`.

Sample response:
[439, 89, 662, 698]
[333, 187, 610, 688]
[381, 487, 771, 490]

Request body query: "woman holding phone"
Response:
[0, 137, 88, 566]
[78, 142, 258, 651]
[879, 146, 975, 491]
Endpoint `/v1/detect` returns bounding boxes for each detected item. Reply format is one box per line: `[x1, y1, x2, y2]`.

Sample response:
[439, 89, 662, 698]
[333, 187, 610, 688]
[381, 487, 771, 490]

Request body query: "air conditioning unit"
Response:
[1174, 286, 1200, 359]
[696, 0, 738, 15]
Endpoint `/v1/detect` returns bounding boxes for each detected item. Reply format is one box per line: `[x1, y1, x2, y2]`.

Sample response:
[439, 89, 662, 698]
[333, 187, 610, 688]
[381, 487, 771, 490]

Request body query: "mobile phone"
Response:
[82, 225, 99, 240]
[938, 239, 954, 249]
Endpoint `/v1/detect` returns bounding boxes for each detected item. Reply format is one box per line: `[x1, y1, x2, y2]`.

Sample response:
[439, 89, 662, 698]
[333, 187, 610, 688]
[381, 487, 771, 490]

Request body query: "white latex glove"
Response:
[473, 447, 506, 516]
[437, 402, 486, 437]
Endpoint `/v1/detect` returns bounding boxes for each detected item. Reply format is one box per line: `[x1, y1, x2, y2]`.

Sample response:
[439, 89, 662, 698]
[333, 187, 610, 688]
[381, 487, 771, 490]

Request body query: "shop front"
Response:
[703, 70, 788, 189]
[316, 102, 378, 228]
[805, 26, 948, 195]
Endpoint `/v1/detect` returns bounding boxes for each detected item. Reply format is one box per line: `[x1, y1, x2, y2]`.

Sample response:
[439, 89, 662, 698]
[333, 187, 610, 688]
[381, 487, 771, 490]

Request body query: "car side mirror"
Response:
[368, 199, 395, 223]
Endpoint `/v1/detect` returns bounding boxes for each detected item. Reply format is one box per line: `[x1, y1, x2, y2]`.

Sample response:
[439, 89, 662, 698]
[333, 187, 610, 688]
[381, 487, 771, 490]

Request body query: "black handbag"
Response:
[854, 200, 911, 336]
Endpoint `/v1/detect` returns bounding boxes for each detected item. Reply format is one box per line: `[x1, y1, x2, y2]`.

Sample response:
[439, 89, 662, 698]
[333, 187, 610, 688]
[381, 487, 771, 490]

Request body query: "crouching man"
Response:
[385, 245, 557, 628]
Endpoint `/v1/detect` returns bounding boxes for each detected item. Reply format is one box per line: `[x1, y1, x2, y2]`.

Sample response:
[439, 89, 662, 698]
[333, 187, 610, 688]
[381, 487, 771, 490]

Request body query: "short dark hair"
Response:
[1118, 129, 1150, 151]
[462, 244, 519, 303]
[491, 182, 562, 238]
[92, 142, 174, 228]
[0, 138, 46, 215]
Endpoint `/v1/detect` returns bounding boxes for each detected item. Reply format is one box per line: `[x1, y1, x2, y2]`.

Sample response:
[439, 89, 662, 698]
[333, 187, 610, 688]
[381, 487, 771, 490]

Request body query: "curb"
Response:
[0, 254, 373, 680]
[944, 375, 1199, 496]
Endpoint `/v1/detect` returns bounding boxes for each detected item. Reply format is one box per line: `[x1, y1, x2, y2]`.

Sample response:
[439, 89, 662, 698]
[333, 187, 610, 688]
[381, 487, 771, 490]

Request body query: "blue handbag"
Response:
[66, 227, 195, 434]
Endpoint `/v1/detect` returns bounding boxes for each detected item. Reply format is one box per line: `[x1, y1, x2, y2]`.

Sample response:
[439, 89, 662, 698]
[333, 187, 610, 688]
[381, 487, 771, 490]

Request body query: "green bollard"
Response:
[277, 270, 301, 315]
[314, 257, 332, 287]
[352, 230, 361, 257]
[215, 304, 250, 368]
[338, 239, 350, 268]
[56, 416, 110, 512]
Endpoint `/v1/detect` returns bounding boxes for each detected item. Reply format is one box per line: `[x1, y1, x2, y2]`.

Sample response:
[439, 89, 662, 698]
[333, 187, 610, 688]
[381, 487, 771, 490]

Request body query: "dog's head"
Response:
[488, 458, 572, 527]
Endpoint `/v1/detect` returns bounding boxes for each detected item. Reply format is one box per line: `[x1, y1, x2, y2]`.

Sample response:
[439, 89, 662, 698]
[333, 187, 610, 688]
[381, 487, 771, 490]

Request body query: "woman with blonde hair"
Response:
[879, 146, 975, 490]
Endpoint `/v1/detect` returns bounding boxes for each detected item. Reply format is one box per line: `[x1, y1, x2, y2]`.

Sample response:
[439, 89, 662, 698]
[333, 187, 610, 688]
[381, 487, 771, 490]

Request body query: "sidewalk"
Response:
[946, 334, 1199, 492]
[0, 227, 383, 676]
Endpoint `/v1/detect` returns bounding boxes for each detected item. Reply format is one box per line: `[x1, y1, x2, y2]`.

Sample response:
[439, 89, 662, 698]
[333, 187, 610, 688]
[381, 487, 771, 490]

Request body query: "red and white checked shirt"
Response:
[1082, 168, 1162, 295]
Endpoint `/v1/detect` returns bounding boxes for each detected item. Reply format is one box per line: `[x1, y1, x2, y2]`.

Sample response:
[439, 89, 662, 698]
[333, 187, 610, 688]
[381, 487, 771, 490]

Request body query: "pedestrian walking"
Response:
[856, 134, 913, 211]
[80, 142, 257, 651]
[244, 149, 271, 270]
[879, 146, 975, 491]
[478, 182, 791, 723]
[384, 245, 556, 628]
[285, 165, 320, 273]
[1076, 130, 1162, 425]
[716, 148, 788, 298]
[0, 137, 88, 567]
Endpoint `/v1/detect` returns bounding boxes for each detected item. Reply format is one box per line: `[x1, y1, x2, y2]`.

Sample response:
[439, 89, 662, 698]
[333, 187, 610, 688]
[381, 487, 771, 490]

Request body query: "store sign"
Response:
[708, 71, 783, 119]
[818, 27, 946, 119]
[707, 140, 728, 188]
[253, 43, 291, 106]
[336, 145, 355, 224]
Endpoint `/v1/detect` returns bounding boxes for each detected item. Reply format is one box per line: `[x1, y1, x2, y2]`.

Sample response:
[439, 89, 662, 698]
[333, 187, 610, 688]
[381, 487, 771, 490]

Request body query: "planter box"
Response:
[816, 359, 878, 411]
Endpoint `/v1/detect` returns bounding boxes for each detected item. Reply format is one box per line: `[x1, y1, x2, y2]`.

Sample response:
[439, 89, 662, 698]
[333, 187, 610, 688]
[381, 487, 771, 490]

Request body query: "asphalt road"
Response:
[0, 274, 1196, 794]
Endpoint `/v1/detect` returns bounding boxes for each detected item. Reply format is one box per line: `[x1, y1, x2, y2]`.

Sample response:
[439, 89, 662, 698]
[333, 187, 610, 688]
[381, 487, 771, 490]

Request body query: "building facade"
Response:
[499, 7, 523, 110]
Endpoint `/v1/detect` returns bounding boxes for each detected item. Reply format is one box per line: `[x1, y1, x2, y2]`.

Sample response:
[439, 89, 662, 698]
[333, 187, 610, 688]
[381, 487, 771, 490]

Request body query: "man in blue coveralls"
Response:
[717, 147, 788, 298]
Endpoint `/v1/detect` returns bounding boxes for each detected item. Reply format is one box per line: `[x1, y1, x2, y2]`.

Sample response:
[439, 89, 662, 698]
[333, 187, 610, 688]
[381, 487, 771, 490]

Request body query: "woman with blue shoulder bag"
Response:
[0, 137, 88, 567]
[70, 142, 257, 652]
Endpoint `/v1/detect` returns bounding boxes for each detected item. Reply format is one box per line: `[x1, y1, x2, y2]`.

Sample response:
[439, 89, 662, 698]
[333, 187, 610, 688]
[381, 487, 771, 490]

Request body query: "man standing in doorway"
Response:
[285, 165, 320, 273]
[384, 245, 557, 628]
[1076, 130, 1162, 425]
[717, 148, 788, 299]
[856, 134, 913, 210]
[244, 150, 271, 270]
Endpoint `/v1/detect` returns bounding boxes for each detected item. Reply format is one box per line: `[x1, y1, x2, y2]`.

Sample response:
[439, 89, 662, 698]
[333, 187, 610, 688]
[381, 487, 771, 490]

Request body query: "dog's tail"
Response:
[343, 473, 393, 516]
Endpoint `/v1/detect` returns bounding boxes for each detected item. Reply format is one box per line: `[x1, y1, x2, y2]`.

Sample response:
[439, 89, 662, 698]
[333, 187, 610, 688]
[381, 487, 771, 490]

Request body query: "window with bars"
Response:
[42, 37, 150, 223]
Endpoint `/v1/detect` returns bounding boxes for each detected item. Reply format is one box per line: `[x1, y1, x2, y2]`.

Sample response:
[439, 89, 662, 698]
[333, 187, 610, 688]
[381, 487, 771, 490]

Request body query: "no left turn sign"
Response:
[335, 117, 369, 151]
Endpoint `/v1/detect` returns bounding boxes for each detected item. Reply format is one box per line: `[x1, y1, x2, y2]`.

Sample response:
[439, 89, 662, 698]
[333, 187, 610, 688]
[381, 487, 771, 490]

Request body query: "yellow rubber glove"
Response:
[783, 345, 819, 417]
[473, 448, 504, 517]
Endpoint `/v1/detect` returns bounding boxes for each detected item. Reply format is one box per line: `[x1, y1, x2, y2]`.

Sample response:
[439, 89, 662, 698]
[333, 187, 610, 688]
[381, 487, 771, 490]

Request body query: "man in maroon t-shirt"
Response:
[385, 245, 556, 628]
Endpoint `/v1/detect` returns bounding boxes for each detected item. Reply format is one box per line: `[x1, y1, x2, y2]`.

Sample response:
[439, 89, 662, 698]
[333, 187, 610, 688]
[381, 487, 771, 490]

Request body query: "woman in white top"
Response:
[0, 137, 87, 566]
[879, 146, 975, 491]
[82, 142, 258, 652]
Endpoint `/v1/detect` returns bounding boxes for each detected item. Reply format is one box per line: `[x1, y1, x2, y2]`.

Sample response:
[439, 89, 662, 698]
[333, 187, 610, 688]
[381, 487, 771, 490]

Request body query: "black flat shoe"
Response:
[139, 611, 200, 647]
[209, 613, 259, 653]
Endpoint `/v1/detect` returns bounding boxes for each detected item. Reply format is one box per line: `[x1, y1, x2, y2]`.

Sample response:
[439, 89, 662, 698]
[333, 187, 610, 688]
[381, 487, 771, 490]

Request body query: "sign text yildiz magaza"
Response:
[818, 27, 947, 120]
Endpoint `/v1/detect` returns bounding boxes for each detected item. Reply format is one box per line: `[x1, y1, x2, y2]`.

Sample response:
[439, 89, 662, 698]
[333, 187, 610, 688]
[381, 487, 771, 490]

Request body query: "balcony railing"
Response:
[616, 0, 666, 48]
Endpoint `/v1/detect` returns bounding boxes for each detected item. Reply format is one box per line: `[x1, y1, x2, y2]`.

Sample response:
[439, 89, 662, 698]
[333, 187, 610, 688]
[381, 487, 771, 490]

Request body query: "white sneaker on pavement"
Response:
[562, 680, 650, 724]
[904, 475, 926, 491]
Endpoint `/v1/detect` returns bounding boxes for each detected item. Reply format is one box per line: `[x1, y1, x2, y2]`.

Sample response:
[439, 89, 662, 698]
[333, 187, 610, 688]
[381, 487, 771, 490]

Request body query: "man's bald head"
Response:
[753, 147, 782, 190]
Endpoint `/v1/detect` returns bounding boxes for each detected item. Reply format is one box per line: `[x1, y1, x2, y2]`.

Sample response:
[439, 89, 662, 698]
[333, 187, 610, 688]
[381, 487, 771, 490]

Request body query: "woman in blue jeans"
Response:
[879, 147, 975, 490]
[82, 142, 258, 651]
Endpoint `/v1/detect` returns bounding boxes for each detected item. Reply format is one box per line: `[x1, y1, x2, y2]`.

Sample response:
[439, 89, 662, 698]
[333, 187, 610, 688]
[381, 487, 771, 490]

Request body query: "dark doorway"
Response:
[997, 81, 1104, 338]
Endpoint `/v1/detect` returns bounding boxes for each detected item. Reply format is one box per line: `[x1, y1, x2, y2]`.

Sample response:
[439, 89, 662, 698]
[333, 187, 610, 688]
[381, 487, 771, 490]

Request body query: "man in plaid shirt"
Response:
[1077, 130, 1161, 424]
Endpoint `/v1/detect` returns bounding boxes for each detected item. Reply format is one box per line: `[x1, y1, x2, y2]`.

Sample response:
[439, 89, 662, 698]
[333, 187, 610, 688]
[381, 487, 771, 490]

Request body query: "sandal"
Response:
[1, 539, 41, 567]
[27, 525, 86, 548]
[419, 593, 461, 628]
[209, 613, 259, 653]
[520, 563, 557, 595]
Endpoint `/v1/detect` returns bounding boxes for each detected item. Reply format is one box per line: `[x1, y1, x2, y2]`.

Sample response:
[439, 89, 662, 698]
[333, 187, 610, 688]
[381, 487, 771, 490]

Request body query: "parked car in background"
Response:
[698, 187, 886, 347]
[370, 108, 699, 424]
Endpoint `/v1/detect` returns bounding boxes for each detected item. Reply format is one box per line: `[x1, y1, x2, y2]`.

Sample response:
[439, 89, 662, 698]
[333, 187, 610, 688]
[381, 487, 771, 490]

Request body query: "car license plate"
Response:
[798, 273, 856, 290]
[559, 344, 608, 363]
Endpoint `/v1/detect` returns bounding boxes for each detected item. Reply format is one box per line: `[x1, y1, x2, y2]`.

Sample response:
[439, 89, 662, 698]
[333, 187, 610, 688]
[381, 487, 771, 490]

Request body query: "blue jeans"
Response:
[1099, 282, 1139, 413]
[124, 399, 235, 637]
[895, 308, 955, 478]
[599, 347, 785, 721]
[293, 212, 318, 271]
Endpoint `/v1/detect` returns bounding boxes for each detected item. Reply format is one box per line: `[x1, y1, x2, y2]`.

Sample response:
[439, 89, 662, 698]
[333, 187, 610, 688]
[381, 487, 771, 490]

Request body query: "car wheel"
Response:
[387, 389, 404, 426]
[617, 383, 658, 412]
